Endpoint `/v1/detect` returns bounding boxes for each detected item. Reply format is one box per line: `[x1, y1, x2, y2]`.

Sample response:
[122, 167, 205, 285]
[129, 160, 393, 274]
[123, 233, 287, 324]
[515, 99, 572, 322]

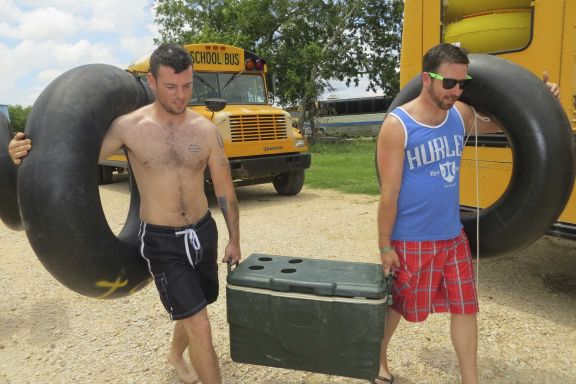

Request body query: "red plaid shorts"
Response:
[390, 230, 479, 322]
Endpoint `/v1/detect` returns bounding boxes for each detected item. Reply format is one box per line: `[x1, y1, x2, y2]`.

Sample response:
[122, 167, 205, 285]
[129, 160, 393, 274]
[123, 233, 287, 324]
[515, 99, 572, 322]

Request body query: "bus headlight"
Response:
[295, 139, 306, 147]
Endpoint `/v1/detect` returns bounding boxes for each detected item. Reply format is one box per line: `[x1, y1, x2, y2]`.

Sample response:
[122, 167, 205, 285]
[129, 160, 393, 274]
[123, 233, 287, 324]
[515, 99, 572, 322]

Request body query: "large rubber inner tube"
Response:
[379, 54, 575, 257]
[19, 64, 153, 298]
[0, 112, 23, 230]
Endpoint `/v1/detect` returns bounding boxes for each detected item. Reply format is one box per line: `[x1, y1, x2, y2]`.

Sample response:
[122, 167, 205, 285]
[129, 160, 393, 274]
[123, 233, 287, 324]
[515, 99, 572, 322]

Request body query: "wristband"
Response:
[379, 246, 393, 253]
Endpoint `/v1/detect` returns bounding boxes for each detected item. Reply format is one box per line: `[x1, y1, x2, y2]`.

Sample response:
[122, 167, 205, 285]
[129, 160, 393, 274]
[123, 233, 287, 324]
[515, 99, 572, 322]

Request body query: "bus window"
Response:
[442, 0, 533, 54]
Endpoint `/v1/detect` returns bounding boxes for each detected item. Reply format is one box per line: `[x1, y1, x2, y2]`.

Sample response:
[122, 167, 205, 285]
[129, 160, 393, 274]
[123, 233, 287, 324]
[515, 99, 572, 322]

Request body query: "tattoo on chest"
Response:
[136, 126, 209, 170]
[188, 144, 201, 153]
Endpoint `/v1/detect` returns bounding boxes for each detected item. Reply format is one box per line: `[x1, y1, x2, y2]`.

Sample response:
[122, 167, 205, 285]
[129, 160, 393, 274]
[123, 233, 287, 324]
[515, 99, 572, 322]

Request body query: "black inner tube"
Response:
[378, 54, 575, 257]
[0, 112, 22, 230]
[18, 64, 153, 298]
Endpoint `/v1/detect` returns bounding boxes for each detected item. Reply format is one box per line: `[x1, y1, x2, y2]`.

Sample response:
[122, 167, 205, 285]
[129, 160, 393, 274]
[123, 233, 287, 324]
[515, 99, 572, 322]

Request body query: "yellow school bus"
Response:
[399, 0, 576, 239]
[99, 43, 311, 195]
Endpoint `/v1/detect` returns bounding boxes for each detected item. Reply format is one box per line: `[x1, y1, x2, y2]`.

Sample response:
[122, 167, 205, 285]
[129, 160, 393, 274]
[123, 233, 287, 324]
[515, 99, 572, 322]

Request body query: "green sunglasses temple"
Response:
[427, 72, 472, 88]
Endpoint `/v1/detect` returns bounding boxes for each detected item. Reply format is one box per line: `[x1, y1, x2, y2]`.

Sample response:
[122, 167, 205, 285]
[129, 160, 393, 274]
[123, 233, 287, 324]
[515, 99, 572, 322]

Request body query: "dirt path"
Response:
[1, 177, 575, 383]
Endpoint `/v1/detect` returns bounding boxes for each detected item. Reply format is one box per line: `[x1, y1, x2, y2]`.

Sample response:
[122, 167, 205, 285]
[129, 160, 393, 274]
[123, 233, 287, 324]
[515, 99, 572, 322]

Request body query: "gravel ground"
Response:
[1, 176, 575, 384]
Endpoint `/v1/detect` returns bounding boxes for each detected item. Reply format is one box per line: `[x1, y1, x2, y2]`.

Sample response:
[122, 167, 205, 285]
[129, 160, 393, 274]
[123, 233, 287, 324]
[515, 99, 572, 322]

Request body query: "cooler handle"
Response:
[270, 278, 337, 295]
[385, 272, 394, 306]
[226, 261, 239, 275]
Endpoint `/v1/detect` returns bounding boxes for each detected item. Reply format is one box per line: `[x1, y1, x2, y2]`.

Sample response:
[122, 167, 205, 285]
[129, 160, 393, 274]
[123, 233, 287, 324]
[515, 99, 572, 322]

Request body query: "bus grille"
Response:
[229, 114, 288, 142]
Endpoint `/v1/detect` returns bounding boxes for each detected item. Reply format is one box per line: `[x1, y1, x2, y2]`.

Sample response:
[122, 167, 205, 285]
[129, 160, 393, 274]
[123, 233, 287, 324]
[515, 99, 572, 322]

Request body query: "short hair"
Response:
[422, 43, 469, 73]
[149, 43, 192, 77]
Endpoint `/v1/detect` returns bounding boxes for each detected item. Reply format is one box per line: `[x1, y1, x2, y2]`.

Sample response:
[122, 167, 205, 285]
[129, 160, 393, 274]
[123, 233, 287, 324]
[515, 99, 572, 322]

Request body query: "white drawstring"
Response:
[175, 228, 202, 268]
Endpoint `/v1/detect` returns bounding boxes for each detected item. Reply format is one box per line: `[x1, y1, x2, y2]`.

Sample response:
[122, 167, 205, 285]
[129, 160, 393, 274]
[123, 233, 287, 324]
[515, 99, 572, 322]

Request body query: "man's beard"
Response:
[158, 98, 187, 115]
[427, 84, 457, 110]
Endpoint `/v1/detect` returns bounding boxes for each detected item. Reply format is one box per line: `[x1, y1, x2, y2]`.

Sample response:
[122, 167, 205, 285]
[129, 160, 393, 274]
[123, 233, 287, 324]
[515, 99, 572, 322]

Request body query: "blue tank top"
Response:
[389, 106, 465, 241]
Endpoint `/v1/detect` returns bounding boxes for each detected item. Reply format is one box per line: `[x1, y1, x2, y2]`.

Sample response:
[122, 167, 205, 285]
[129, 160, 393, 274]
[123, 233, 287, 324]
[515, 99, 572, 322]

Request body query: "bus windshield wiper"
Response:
[221, 73, 239, 91]
[194, 73, 216, 92]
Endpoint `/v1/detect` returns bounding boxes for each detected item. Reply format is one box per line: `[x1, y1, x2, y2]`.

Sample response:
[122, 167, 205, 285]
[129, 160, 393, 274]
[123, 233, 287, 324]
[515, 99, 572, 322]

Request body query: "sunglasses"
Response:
[427, 72, 472, 89]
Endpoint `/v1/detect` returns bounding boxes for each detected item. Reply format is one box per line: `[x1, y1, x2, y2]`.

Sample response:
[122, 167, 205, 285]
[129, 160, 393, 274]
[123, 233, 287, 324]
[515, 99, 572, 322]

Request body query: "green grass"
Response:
[305, 139, 380, 195]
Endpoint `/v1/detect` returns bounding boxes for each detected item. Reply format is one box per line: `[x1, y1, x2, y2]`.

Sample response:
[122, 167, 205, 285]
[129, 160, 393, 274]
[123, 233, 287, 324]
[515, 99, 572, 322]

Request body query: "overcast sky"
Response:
[0, 0, 380, 107]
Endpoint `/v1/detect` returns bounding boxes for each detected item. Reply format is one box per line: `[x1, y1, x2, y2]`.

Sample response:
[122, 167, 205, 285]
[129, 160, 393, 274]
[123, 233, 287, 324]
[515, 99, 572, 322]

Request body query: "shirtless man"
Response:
[9, 43, 239, 384]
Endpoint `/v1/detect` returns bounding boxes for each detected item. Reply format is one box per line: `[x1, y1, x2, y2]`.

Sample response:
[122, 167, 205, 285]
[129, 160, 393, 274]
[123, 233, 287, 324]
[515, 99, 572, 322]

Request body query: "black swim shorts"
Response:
[138, 211, 219, 320]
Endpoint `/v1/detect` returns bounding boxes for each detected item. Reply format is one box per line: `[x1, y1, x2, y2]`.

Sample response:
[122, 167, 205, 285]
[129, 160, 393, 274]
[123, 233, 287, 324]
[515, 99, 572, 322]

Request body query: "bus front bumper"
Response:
[229, 153, 311, 179]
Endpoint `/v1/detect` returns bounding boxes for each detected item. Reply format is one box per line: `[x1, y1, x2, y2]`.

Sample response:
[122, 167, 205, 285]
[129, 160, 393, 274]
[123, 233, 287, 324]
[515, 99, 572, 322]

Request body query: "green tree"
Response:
[154, 0, 403, 136]
[8, 105, 32, 132]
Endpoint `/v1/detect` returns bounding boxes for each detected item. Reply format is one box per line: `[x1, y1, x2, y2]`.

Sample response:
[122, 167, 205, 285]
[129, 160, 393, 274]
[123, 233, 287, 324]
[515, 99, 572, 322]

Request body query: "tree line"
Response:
[11, 1, 404, 134]
[155, 0, 403, 134]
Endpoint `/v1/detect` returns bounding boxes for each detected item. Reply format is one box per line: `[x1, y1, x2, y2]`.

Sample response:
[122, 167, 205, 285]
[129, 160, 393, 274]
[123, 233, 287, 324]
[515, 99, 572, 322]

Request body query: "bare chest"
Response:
[127, 126, 209, 171]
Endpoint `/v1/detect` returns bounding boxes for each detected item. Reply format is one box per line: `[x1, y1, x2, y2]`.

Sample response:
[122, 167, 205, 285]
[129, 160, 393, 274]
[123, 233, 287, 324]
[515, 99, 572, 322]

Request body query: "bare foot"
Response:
[374, 372, 394, 384]
[167, 353, 199, 383]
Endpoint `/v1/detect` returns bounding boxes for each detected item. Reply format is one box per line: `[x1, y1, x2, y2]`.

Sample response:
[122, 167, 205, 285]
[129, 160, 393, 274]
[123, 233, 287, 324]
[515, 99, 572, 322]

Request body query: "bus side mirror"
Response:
[266, 73, 277, 103]
[205, 98, 227, 112]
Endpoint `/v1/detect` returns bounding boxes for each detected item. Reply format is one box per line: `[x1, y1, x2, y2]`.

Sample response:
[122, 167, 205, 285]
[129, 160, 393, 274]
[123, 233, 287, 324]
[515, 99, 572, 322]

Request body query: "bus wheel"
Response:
[18, 64, 153, 298]
[379, 54, 575, 258]
[273, 170, 305, 195]
[0, 113, 23, 230]
[99, 165, 114, 185]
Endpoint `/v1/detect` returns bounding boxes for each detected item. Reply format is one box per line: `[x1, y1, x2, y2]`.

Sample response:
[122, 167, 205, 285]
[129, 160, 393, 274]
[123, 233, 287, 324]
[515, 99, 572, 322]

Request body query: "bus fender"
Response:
[0, 112, 23, 230]
[18, 64, 153, 298]
[378, 54, 575, 257]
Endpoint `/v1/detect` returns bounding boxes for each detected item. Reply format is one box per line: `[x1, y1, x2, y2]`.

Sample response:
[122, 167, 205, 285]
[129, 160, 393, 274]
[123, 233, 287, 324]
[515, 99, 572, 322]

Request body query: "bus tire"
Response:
[0, 113, 23, 230]
[99, 165, 114, 185]
[273, 170, 305, 195]
[379, 54, 575, 258]
[18, 64, 154, 298]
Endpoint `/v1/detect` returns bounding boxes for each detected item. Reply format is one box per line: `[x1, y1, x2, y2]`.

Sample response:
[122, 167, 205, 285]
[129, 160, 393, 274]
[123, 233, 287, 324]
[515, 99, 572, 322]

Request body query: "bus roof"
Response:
[126, 43, 267, 75]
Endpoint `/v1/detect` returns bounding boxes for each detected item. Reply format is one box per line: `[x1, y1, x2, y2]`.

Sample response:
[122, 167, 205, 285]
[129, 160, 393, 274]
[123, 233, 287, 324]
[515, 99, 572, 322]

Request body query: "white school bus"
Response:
[99, 43, 311, 195]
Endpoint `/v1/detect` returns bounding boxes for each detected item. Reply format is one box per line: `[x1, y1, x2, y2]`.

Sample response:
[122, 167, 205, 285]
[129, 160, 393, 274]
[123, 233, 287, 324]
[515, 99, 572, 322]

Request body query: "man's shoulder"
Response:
[453, 101, 474, 128]
[385, 100, 416, 125]
[395, 98, 421, 116]
[185, 109, 217, 132]
[116, 105, 152, 122]
[115, 105, 152, 126]
[186, 109, 211, 123]
[453, 101, 472, 116]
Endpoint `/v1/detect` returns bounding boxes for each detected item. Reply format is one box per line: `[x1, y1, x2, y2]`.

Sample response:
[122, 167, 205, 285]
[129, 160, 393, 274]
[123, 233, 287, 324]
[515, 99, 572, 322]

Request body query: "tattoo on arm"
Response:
[218, 195, 240, 244]
[218, 196, 228, 217]
[217, 132, 224, 149]
[219, 158, 231, 176]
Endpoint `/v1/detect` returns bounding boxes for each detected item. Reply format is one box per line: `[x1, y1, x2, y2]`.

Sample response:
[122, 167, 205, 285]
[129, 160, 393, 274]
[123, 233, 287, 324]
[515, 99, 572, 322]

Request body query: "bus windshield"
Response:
[189, 73, 267, 105]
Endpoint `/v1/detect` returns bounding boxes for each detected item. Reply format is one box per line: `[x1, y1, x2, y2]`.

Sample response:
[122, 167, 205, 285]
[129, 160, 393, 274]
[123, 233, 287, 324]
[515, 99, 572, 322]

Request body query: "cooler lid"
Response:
[227, 253, 387, 299]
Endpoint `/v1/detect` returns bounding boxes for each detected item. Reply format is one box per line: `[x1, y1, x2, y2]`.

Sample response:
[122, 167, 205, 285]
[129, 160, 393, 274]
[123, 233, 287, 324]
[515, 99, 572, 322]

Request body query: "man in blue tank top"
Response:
[375, 43, 485, 384]
[374, 42, 559, 384]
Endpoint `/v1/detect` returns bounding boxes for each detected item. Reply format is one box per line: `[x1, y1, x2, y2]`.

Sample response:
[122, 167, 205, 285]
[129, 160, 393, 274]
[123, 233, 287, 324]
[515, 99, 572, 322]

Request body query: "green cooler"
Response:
[226, 253, 390, 380]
